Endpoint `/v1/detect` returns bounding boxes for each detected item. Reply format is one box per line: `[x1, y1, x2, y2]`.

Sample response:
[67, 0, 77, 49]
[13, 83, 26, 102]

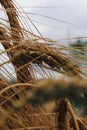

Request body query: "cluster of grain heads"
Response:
[0, 0, 54, 129]
[0, 0, 34, 83]
[0, 0, 87, 130]
[12, 41, 82, 77]
[0, 78, 87, 130]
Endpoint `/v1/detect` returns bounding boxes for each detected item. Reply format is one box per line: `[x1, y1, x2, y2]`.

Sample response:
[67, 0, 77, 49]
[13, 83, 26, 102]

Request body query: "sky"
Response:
[14, 0, 87, 40]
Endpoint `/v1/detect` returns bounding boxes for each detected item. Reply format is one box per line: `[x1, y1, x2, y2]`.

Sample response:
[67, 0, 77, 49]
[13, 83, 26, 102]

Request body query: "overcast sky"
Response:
[14, 0, 87, 40]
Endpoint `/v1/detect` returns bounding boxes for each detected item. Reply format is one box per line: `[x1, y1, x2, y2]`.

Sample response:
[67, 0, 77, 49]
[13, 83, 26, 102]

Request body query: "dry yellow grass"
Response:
[0, 0, 87, 130]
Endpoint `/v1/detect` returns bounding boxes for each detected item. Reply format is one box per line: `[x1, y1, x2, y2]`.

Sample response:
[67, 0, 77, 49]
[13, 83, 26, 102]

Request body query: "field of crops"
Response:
[0, 0, 87, 130]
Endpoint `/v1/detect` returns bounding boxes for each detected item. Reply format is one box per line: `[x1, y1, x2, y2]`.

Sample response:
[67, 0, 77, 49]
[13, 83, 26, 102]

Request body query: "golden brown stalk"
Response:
[56, 99, 68, 130]
[0, 0, 22, 41]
